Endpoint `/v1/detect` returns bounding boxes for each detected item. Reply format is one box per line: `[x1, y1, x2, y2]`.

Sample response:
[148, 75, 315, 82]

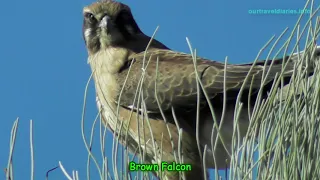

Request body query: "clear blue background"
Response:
[0, 0, 318, 179]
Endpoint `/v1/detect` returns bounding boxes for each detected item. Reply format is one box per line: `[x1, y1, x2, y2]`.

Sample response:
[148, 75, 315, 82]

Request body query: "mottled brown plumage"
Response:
[82, 1, 319, 180]
[116, 49, 295, 112]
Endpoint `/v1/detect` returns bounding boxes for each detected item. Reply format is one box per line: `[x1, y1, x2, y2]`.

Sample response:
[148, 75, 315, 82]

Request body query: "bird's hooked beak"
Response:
[99, 15, 110, 29]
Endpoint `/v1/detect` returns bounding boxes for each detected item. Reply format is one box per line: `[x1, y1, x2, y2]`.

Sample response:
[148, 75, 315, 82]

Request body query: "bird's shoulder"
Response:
[128, 48, 225, 70]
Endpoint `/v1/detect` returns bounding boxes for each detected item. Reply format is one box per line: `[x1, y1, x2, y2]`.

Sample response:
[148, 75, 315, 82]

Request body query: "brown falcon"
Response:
[82, 0, 320, 179]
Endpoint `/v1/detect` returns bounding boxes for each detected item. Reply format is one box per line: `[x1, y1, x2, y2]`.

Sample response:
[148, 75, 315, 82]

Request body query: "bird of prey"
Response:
[82, 0, 320, 179]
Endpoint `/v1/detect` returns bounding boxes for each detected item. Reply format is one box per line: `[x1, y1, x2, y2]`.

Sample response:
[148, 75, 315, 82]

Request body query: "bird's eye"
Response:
[84, 13, 96, 23]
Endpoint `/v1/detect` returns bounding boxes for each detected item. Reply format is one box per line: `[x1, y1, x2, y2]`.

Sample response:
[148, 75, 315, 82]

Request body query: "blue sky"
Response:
[0, 0, 318, 179]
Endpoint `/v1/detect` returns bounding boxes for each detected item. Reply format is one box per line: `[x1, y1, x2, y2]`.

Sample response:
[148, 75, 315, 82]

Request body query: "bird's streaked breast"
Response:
[88, 48, 130, 126]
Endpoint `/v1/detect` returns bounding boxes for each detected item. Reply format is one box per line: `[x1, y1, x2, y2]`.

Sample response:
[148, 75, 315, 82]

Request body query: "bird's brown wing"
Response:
[116, 49, 292, 112]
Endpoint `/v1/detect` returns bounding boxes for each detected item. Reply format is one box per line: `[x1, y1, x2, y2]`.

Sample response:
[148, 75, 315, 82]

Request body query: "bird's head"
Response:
[82, 0, 142, 54]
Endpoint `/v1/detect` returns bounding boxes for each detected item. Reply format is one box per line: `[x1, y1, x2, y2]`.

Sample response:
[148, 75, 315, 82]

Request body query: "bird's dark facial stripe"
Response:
[83, 16, 101, 53]
[115, 10, 142, 39]
[83, 12, 98, 40]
